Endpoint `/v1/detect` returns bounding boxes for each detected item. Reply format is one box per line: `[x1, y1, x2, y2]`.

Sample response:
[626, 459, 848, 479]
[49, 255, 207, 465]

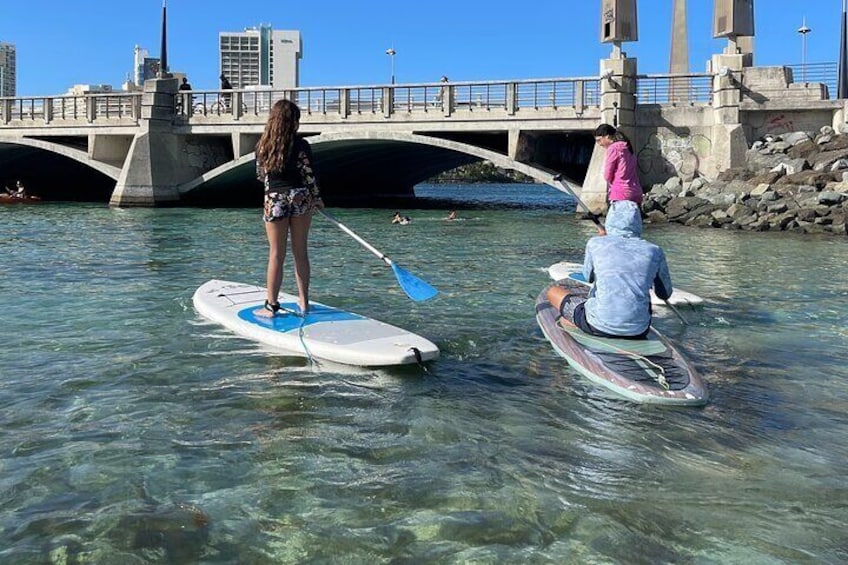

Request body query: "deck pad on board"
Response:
[194, 279, 439, 366]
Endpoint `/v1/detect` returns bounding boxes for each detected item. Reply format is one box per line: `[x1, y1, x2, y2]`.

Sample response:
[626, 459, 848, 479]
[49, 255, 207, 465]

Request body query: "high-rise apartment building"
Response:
[219, 25, 302, 90]
[0, 41, 16, 97]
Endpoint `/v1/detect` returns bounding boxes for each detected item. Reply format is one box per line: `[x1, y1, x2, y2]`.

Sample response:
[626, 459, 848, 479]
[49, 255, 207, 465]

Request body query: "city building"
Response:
[65, 84, 114, 96]
[219, 25, 302, 90]
[132, 45, 163, 89]
[0, 41, 16, 97]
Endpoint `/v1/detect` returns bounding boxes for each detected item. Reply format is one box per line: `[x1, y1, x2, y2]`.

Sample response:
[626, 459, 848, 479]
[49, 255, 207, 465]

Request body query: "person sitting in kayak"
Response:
[547, 202, 672, 339]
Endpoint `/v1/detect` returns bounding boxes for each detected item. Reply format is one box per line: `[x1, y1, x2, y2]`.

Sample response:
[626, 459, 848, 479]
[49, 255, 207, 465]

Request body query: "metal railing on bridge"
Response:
[635, 73, 713, 105]
[786, 62, 837, 97]
[3, 64, 839, 128]
[0, 92, 141, 125]
[177, 77, 603, 120]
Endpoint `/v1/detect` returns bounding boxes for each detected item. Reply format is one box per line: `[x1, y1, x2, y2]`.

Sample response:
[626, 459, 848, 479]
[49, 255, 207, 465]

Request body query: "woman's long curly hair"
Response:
[256, 99, 302, 173]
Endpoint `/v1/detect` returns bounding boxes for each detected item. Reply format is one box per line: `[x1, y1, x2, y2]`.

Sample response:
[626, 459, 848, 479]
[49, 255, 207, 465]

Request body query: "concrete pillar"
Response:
[669, 0, 690, 104]
[574, 81, 585, 114]
[507, 83, 518, 115]
[340, 89, 350, 118]
[711, 53, 743, 125]
[579, 56, 639, 214]
[738, 36, 754, 67]
[382, 87, 393, 118]
[44, 97, 53, 124]
[442, 85, 453, 117]
[86, 96, 96, 123]
[233, 133, 260, 158]
[670, 0, 689, 76]
[110, 77, 183, 207]
[707, 53, 747, 178]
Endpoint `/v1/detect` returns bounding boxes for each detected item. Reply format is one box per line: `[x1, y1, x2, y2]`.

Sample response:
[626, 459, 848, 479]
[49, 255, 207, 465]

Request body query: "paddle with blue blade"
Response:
[319, 210, 438, 302]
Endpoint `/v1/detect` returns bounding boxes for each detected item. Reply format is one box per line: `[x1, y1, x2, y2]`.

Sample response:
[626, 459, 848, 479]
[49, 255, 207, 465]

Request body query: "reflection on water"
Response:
[0, 184, 846, 562]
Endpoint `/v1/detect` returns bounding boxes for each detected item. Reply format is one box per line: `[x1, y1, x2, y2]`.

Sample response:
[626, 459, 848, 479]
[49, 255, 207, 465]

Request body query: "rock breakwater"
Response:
[642, 126, 848, 235]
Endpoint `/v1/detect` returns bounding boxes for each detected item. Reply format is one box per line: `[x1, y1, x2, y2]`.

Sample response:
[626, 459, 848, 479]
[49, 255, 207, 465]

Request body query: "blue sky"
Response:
[2, 0, 846, 95]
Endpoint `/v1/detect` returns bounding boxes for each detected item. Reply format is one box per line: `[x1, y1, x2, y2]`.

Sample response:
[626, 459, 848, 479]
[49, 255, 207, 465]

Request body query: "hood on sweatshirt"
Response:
[604, 201, 642, 238]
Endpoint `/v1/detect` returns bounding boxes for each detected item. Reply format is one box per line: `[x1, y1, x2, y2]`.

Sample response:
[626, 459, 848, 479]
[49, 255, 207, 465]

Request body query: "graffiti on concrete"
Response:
[637, 132, 712, 179]
[764, 114, 796, 134]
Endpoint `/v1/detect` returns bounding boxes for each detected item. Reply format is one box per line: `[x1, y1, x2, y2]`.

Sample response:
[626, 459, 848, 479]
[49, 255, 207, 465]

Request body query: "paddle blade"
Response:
[390, 263, 438, 301]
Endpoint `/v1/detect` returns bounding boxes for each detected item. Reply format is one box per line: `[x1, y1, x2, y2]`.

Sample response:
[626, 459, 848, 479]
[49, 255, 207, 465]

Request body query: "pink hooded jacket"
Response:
[604, 140, 643, 203]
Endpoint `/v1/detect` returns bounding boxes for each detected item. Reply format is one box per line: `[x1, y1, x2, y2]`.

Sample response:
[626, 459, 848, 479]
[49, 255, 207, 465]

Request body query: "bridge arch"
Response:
[0, 138, 122, 201]
[179, 131, 580, 205]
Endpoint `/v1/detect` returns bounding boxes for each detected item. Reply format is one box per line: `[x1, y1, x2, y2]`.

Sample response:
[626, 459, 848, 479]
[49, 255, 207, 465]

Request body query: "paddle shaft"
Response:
[662, 299, 690, 326]
[318, 210, 393, 267]
[552, 174, 603, 228]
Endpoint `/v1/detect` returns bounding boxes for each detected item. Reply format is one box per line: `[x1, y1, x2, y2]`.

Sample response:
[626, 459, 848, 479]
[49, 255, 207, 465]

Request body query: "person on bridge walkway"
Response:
[179, 77, 192, 91]
[219, 74, 233, 110]
[255, 99, 324, 318]
[594, 124, 643, 235]
[547, 202, 672, 339]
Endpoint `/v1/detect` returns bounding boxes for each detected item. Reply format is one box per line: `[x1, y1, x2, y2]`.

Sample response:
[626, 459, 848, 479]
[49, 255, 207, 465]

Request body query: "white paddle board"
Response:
[547, 261, 704, 307]
[193, 280, 439, 366]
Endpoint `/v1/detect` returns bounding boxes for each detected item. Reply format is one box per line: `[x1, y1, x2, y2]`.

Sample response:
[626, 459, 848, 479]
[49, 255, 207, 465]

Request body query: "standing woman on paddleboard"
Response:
[593, 124, 642, 235]
[255, 99, 324, 316]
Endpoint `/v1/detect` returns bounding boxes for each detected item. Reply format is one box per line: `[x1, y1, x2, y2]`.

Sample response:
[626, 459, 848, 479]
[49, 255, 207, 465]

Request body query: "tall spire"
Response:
[158, 0, 168, 77]
[669, 0, 689, 74]
[669, 0, 689, 103]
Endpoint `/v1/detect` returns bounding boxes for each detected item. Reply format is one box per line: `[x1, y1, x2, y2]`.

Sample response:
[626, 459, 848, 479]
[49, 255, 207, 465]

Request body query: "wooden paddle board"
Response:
[547, 261, 704, 307]
[193, 280, 439, 367]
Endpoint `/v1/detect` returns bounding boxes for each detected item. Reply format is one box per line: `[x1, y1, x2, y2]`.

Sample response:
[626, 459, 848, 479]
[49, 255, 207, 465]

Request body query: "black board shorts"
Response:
[559, 294, 649, 340]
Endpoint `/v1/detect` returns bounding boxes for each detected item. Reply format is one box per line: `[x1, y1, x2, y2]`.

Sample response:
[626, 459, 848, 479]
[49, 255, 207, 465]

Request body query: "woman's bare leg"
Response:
[259, 218, 290, 316]
[289, 213, 313, 314]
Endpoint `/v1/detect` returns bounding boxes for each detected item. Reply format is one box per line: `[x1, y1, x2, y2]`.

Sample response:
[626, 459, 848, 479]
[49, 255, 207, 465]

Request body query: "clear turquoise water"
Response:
[1, 183, 846, 563]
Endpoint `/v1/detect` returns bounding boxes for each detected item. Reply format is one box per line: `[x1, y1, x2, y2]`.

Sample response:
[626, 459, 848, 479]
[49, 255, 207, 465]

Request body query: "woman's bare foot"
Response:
[256, 300, 280, 318]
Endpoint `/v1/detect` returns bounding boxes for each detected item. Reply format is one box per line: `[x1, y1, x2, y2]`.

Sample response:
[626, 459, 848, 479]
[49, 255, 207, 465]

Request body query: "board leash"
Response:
[278, 305, 315, 366]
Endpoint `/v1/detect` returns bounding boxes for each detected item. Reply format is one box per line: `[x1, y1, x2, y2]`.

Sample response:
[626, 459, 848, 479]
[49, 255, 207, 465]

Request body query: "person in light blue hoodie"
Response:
[547, 201, 672, 339]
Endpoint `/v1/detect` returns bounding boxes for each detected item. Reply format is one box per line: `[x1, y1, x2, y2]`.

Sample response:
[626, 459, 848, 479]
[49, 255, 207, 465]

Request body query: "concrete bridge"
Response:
[0, 55, 843, 211]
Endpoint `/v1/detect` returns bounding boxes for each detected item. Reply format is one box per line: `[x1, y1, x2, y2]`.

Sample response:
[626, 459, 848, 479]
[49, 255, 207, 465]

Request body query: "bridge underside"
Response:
[182, 131, 595, 207]
[183, 139, 483, 207]
[0, 142, 115, 201]
[1, 130, 595, 206]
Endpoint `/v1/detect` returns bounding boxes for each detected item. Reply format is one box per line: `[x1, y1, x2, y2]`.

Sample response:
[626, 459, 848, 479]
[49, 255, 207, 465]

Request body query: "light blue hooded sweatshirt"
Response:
[582, 201, 673, 337]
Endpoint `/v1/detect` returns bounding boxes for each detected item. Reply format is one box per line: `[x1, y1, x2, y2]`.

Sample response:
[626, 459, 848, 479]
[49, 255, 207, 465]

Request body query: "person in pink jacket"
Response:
[593, 124, 643, 235]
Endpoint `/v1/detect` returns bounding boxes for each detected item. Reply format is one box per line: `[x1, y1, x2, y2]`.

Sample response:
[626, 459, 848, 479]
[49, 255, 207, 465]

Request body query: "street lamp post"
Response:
[798, 17, 812, 82]
[385, 47, 396, 84]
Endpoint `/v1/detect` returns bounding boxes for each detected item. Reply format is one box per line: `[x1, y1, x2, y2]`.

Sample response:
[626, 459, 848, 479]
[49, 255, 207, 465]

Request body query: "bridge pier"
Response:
[706, 52, 747, 179]
[109, 78, 184, 207]
[580, 54, 639, 214]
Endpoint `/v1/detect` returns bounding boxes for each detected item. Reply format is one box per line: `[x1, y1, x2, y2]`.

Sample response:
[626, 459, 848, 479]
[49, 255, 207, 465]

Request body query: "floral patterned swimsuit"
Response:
[260, 139, 321, 222]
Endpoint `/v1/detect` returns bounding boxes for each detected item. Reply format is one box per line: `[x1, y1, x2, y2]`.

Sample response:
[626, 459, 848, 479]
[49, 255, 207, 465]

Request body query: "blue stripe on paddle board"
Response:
[569, 272, 588, 283]
[237, 302, 364, 333]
